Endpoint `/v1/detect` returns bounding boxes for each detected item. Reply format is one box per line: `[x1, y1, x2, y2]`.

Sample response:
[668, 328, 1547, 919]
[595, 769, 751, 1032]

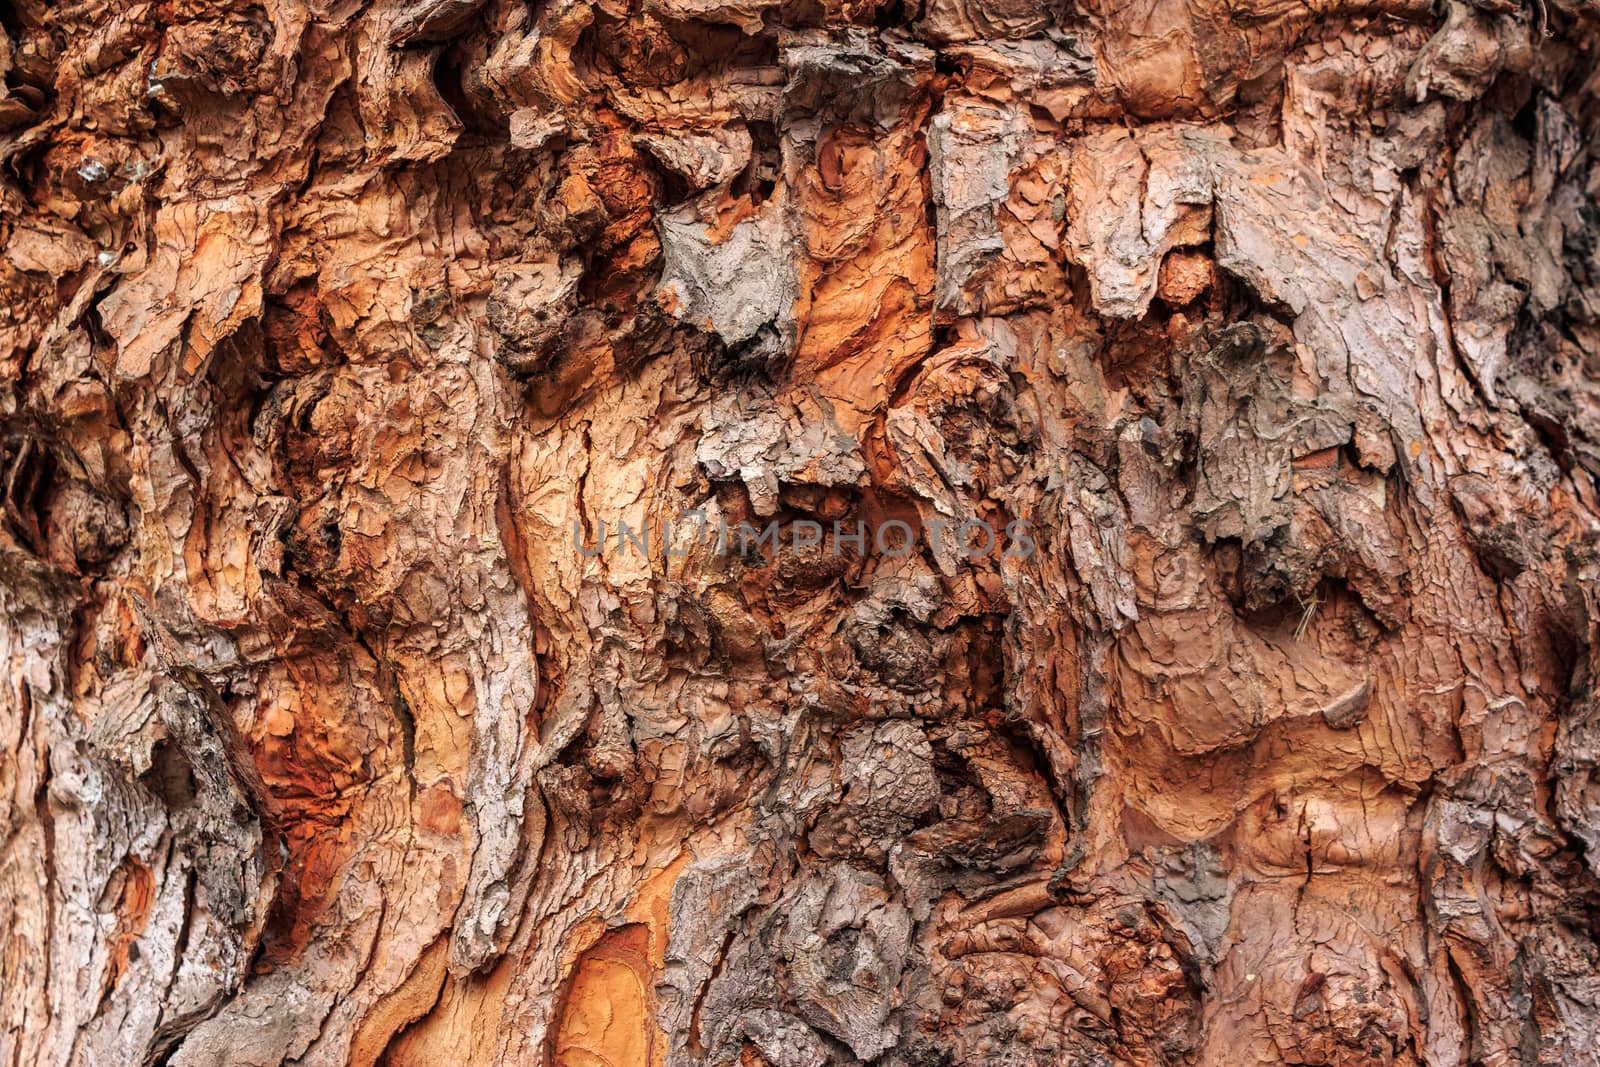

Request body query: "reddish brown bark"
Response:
[3, 0, 1600, 1065]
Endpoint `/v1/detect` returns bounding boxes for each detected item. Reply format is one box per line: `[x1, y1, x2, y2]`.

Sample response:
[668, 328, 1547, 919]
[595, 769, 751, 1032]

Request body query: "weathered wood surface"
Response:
[2, 0, 1600, 1064]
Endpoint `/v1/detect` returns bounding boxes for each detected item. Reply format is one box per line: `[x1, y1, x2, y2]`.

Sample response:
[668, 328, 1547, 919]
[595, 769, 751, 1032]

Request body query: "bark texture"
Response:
[3, 0, 1600, 1064]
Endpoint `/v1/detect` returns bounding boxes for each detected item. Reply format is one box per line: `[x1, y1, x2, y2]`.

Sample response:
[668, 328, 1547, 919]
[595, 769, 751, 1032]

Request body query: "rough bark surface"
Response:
[3, 0, 1600, 1064]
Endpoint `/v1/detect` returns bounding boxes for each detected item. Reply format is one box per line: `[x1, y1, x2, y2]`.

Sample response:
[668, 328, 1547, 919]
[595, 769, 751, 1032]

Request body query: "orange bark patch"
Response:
[348, 934, 450, 1067]
[790, 116, 938, 428]
[1293, 446, 1342, 470]
[104, 856, 155, 993]
[552, 924, 655, 1067]
[418, 784, 463, 836]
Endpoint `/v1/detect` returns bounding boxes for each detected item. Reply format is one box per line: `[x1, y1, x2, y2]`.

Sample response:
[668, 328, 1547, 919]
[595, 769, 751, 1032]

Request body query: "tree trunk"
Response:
[3, 0, 1600, 1064]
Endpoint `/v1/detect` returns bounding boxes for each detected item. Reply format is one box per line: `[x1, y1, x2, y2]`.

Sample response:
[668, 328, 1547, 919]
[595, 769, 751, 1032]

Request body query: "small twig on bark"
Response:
[1294, 587, 1324, 641]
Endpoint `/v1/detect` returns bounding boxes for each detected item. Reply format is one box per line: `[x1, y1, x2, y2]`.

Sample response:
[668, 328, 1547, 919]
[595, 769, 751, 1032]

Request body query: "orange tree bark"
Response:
[3, 0, 1600, 1065]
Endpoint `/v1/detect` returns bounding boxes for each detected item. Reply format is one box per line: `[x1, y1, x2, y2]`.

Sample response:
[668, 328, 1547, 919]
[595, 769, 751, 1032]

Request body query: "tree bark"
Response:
[3, 0, 1600, 1064]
